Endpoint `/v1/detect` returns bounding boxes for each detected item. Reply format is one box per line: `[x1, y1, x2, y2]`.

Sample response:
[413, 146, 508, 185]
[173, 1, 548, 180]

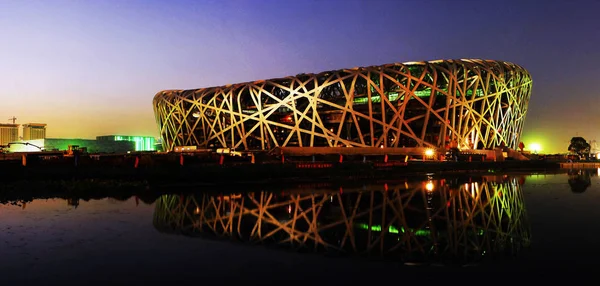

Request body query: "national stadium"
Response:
[153, 59, 532, 159]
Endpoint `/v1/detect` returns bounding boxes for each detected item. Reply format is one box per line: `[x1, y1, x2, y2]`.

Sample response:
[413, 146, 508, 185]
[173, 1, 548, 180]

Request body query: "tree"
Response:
[568, 137, 590, 157]
[518, 142, 525, 152]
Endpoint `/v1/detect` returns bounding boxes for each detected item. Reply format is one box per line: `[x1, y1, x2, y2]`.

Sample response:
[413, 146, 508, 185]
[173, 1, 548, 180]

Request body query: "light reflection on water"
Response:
[153, 175, 530, 266]
[1, 169, 600, 283]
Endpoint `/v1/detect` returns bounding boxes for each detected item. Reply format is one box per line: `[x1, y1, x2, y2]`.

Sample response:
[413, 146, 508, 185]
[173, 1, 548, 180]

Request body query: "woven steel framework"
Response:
[153, 176, 530, 264]
[153, 59, 532, 152]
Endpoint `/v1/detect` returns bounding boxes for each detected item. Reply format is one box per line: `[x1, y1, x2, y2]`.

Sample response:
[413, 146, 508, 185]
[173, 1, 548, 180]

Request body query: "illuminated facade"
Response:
[0, 123, 19, 146]
[22, 123, 47, 140]
[96, 135, 156, 151]
[153, 59, 532, 152]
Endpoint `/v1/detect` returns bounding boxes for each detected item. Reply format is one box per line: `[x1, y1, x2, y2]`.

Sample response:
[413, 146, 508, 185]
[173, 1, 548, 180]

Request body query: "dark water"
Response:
[1, 169, 599, 284]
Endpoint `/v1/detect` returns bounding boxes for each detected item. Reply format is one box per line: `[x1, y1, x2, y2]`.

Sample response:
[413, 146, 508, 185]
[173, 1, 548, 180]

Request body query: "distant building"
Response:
[22, 123, 47, 140]
[8, 138, 136, 153]
[96, 135, 156, 151]
[0, 123, 19, 146]
[7, 134, 157, 153]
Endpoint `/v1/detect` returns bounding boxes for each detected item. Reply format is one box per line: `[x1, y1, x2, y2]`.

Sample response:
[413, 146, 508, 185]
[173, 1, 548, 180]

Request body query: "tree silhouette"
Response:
[568, 137, 590, 157]
[518, 142, 525, 152]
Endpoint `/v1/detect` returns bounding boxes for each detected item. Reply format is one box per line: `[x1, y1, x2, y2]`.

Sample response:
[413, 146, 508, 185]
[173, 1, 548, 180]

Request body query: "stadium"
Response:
[153, 59, 532, 156]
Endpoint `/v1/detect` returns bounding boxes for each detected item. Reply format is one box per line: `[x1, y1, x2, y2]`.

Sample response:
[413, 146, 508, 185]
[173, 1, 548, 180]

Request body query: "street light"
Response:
[425, 181, 434, 191]
[424, 148, 435, 160]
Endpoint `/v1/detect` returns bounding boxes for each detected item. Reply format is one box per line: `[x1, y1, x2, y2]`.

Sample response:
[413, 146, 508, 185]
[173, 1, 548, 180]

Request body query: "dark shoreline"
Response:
[0, 160, 571, 204]
[1, 158, 564, 181]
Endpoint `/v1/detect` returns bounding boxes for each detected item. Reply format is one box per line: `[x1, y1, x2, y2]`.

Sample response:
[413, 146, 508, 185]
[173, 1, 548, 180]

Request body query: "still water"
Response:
[1, 169, 599, 284]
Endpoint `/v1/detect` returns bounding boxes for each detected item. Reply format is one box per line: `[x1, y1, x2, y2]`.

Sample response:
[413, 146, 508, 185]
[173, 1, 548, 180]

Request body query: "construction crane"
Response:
[1, 142, 44, 151]
[8, 116, 16, 124]
[590, 139, 598, 156]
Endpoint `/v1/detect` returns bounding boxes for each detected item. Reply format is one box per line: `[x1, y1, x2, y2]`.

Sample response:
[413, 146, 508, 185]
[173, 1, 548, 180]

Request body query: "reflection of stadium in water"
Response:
[153, 176, 530, 265]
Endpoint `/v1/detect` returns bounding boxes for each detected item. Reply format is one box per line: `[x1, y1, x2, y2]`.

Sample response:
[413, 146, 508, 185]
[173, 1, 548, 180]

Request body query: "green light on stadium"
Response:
[352, 88, 483, 105]
[356, 223, 484, 237]
[356, 223, 430, 236]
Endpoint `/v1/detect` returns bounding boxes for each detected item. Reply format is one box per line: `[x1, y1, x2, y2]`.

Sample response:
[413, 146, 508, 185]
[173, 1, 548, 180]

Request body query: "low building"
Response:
[8, 138, 135, 153]
[96, 135, 156, 151]
[22, 123, 47, 140]
[0, 123, 19, 146]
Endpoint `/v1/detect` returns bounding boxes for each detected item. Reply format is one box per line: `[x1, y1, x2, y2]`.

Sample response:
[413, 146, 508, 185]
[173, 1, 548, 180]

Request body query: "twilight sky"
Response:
[1, 0, 599, 153]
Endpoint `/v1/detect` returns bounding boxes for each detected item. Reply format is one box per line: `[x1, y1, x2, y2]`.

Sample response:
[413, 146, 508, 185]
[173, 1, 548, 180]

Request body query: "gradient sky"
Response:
[1, 0, 599, 153]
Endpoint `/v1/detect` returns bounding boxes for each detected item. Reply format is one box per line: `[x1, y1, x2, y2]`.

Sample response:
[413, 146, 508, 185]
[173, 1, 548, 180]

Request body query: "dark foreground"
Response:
[2, 170, 600, 284]
[0, 153, 560, 184]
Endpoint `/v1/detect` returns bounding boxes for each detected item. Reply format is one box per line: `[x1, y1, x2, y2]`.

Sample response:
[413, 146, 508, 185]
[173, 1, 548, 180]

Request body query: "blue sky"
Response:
[1, 0, 599, 153]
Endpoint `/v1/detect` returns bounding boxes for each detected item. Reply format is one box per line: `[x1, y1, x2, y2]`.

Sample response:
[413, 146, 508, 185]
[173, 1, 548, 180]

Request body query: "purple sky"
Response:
[1, 0, 599, 153]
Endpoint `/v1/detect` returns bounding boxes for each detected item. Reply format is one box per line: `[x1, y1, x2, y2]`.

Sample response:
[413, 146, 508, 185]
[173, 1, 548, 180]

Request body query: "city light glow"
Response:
[530, 143, 541, 154]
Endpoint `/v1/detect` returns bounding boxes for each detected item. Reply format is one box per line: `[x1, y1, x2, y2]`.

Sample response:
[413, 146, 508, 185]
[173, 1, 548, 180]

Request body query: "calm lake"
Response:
[1, 169, 599, 284]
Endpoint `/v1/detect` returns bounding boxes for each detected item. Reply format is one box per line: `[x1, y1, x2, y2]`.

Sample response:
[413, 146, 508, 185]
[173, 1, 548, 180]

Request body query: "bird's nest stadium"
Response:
[153, 59, 532, 155]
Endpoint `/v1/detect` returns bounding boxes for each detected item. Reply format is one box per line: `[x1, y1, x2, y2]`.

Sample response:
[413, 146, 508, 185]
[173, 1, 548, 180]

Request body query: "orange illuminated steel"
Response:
[153, 59, 532, 152]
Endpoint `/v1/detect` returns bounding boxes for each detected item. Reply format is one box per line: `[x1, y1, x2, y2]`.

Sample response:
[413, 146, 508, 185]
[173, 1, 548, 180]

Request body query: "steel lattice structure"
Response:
[153, 176, 530, 264]
[153, 59, 532, 152]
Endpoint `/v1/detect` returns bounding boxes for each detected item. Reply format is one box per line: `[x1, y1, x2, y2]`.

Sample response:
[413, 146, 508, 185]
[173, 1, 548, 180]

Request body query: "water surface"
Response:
[1, 169, 599, 284]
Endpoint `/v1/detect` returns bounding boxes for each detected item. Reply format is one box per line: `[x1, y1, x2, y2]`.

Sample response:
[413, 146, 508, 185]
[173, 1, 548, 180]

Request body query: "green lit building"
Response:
[96, 135, 156, 151]
[8, 138, 135, 153]
[8, 135, 157, 153]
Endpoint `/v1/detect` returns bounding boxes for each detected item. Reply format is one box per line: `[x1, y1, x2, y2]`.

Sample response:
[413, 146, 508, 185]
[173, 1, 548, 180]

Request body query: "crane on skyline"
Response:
[0, 142, 44, 152]
[8, 116, 16, 124]
[590, 139, 598, 154]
